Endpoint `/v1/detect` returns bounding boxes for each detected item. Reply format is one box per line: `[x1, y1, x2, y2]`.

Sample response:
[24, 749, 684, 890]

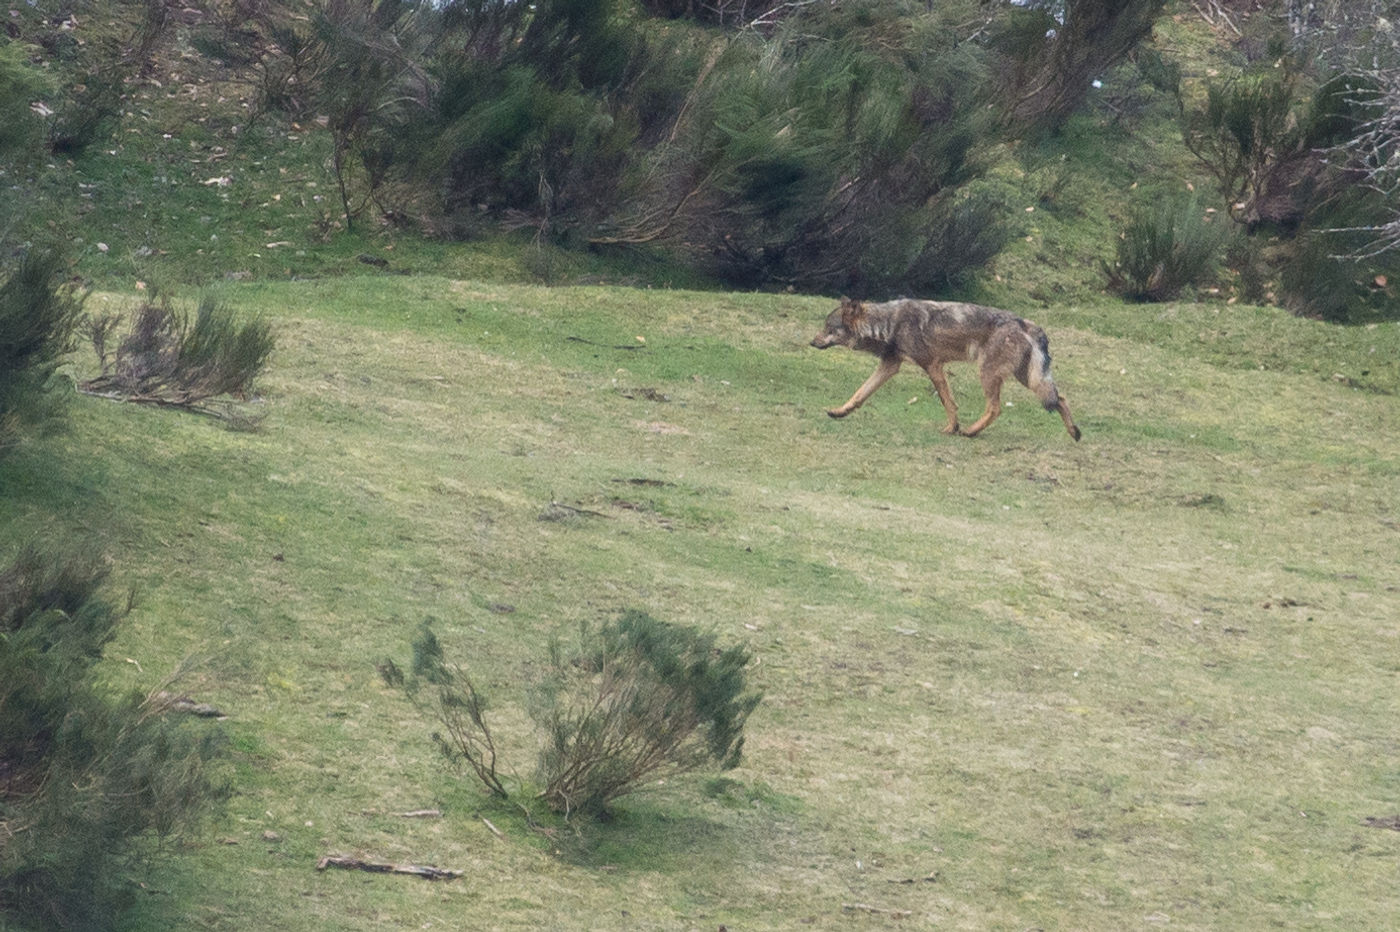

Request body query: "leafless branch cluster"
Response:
[1326, 69, 1400, 258]
[1289, 1, 1400, 258]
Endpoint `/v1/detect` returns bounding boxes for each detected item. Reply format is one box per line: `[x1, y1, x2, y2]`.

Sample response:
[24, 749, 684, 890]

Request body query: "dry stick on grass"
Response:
[842, 903, 913, 919]
[316, 856, 462, 881]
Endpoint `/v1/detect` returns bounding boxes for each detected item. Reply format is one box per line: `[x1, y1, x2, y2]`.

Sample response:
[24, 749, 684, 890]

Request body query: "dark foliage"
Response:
[0, 544, 225, 931]
[534, 610, 761, 817]
[79, 294, 274, 414]
[602, 2, 1008, 294]
[0, 248, 84, 456]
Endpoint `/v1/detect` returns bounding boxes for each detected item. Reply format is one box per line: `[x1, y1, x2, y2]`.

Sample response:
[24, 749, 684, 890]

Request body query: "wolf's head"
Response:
[809, 297, 864, 349]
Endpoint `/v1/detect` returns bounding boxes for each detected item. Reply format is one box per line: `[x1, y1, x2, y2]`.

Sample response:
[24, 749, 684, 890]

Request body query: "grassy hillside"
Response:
[5, 2, 1400, 928]
[4, 279, 1397, 929]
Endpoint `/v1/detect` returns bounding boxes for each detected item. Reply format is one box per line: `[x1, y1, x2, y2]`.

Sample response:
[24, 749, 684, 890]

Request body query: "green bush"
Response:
[379, 623, 508, 800]
[383, 610, 762, 821]
[1105, 196, 1229, 302]
[0, 544, 225, 930]
[534, 610, 762, 817]
[0, 248, 85, 456]
[616, 4, 1003, 294]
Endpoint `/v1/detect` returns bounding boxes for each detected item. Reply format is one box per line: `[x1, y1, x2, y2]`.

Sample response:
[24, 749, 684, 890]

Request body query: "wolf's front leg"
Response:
[829, 357, 901, 418]
[923, 364, 960, 434]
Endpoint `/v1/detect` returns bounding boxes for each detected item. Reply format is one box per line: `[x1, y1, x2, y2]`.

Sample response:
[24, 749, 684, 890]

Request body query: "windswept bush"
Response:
[1105, 196, 1229, 302]
[603, 3, 1006, 294]
[534, 610, 761, 817]
[382, 610, 761, 821]
[0, 248, 84, 455]
[79, 294, 274, 418]
[0, 544, 225, 930]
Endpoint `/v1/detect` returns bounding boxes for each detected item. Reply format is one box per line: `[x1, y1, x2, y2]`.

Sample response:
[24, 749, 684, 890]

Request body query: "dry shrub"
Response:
[80, 295, 273, 417]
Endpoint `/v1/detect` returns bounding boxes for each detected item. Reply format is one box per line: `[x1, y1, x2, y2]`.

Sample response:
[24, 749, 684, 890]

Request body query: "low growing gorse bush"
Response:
[383, 610, 761, 821]
[80, 294, 274, 417]
[1105, 196, 1229, 302]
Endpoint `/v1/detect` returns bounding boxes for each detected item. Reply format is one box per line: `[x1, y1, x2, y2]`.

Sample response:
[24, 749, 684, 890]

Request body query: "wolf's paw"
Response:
[941, 423, 960, 435]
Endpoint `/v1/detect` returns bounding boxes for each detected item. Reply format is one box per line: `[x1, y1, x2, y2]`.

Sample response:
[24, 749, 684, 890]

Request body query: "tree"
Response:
[311, 0, 433, 231]
[996, 0, 1168, 130]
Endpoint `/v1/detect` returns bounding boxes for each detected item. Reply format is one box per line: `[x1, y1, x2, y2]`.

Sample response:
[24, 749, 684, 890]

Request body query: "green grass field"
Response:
[3, 278, 1398, 930]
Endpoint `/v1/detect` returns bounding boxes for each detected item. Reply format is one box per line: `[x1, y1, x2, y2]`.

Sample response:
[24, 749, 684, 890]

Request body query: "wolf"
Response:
[809, 297, 1081, 441]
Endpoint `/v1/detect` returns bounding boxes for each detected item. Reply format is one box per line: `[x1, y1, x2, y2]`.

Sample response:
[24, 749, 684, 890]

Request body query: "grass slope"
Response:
[3, 280, 1397, 930]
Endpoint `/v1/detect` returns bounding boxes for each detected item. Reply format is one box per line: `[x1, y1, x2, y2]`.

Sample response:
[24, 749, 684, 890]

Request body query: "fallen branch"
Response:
[538, 499, 610, 521]
[316, 855, 462, 881]
[396, 809, 442, 819]
[478, 813, 505, 838]
[566, 336, 646, 351]
[842, 902, 913, 919]
[77, 385, 248, 422]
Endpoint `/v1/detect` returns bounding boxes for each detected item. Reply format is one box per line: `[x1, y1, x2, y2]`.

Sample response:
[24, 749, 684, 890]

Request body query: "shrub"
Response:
[1105, 196, 1229, 301]
[379, 623, 508, 800]
[533, 610, 762, 817]
[383, 611, 762, 821]
[79, 294, 274, 416]
[608, 5, 1004, 294]
[1181, 67, 1318, 229]
[0, 248, 85, 456]
[0, 544, 225, 930]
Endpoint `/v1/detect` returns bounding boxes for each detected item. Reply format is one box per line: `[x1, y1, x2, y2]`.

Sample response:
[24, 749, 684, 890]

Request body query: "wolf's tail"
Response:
[1022, 322, 1082, 441]
[1023, 325, 1061, 411]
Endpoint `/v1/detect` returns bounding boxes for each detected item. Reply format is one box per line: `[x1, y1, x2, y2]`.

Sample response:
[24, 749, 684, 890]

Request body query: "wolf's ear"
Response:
[839, 296, 864, 325]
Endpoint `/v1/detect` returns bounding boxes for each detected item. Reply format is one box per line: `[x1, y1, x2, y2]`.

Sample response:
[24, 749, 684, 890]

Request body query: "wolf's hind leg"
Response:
[829, 357, 901, 418]
[1029, 377, 1082, 442]
[1052, 393, 1081, 441]
[961, 374, 1003, 437]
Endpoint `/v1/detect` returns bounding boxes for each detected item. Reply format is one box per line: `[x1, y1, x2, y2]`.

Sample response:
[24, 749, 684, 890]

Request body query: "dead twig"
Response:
[539, 499, 610, 521]
[395, 809, 442, 819]
[566, 336, 646, 351]
[316, 855, 462, 881]
[842, 902, 913, 919]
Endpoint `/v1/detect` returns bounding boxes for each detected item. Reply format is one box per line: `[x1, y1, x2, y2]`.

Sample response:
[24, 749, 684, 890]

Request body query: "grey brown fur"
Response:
[809, 297, 1081, 441]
